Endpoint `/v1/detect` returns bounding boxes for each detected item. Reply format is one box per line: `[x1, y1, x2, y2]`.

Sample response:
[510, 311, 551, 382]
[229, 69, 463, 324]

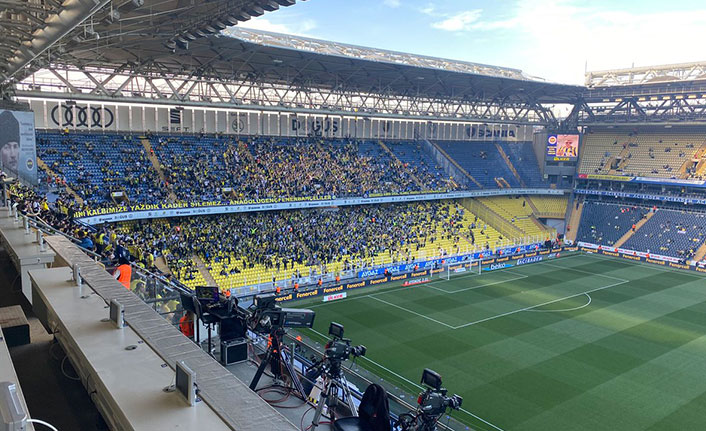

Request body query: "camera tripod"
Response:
[310, 358, 358, 431]
[394, 411, 442, 431]
[249, 327, 307, 399]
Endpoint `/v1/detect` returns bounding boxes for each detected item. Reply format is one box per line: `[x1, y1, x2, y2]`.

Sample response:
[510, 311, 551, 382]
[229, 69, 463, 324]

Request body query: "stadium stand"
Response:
[579, 129, 706, 178]
[37, 132, 169, 205]
[526, 195, 568, 218]
[434, 141, 524, 188]
[622, 208, 706, 259]
[575, 201, 649, 246]
[113, 202, 504, 289]
[477, 196, 549, 237]
[499, 142, 548, 187]
[385, 141, 456, 190]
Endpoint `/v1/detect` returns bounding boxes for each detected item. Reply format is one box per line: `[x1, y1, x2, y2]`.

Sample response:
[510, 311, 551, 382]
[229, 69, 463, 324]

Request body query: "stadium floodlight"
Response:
[235, 12, 251, 21]
[248, 6, 265, 17]
[202, 25, 217, 34]
[262, 1, 280, 12]
[213, 20, 227, 30]
[193, 29, 207, 38]
[182, 32, 197, 41]
[224, 16, 239, 26]
[275, 0, 296, 6]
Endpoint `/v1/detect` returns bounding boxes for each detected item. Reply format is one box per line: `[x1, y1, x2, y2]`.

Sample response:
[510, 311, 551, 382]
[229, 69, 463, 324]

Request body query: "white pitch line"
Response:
[367, 295, 456, 329]
[428, 273, 529, 294]
[538, 261, 629, 282]
[580, 252, 706, 279]
[525, 293, 592, 313]
[307, 327, 506, 430]
[358, 356, 507, 431]
[453, 279, 629, 329]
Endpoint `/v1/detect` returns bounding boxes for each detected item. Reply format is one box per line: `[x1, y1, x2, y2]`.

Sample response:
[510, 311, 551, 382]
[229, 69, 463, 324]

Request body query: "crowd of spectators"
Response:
[115, 202, 478, 284]
[152, 135, 456, 202]
[37, 132, 170, 206]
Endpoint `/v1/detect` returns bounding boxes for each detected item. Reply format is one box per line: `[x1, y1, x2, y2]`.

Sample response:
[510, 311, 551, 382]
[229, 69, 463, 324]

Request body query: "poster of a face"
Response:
[0, 110, 37, 185]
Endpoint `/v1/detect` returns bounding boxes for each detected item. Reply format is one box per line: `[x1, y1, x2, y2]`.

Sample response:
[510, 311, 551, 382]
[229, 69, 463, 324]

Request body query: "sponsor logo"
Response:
[488, 262, 512, 271]
[524, 252, 537, 257]
[411, 270, 428, 277]
[621, 254, 642, 261]
[539, 250, 550, 255]
[323, 286, 344, 294]
[453, 267, 467, 273]
[359, 269, 380, 278]
[695, 266, 706, 273]
[275, 294, 293, 302]
[346, 281, 366, 289]
[323, 292, 347, 302]
[646, 258, 666, 265]
[668, 262, 690, 270]
[496, 257, 509, 262]
[390, 274, 408, 281]
[369, 277, 388, 285]
[430, 268, 443, 274]
[403, 277, 430, 287]
[296, 289, 319, 299]
[517, 255, 543, 265]
[601, 251, 620, 257]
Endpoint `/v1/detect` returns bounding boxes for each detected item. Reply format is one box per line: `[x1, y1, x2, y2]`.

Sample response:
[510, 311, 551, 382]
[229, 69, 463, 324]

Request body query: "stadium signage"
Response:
[323, 286, 344, 294]
[516, 255, 544, 265]
[403, 277, 430, 287]
[272, 247, 570, 304]
[576, 242, 706, 272]
[296, 289, 319, 299]
[323, 292, 346, 302]
[74, 189, 565, 224]
[51, 105, 114, 128]
[487, 262, 513, 271]
[345, 281, 366, 289]
[576, 175, 706, 189]
[574, 189, 706, 205]
[356, 244, 544, 278]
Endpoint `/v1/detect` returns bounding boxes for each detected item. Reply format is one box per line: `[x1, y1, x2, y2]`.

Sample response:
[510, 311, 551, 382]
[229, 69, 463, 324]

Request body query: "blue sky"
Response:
[239, 0, 706, 85]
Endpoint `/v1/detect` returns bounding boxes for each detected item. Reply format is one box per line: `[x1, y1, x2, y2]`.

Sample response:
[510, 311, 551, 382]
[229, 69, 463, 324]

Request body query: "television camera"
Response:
[247, 293, 315, 398]
[395, 369, 463, 431]
[307, 322, 367, 430]
[247, 293, 315, 333]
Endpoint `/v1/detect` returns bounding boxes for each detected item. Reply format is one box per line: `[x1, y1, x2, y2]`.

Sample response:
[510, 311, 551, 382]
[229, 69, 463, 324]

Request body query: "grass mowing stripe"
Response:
[295, 254, 706, 430]
[452, 279, 630, 329]
[367, 295, 456, 329]
[306, 327, 506, 431]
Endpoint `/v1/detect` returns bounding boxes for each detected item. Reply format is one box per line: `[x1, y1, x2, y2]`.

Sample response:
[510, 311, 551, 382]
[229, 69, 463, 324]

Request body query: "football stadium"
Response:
[1, 1, 706, 430]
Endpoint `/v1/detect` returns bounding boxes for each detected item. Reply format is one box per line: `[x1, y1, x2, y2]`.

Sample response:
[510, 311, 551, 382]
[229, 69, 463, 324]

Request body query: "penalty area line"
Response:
[453, 279, 629, 329]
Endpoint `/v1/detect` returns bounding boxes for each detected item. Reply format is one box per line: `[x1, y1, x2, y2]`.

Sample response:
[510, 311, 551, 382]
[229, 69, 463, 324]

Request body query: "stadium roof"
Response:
[50, 26, 583, 105]
[1, 0, 301, 84]
[224, 28, 534, 82]
[586, 61, 706, 87]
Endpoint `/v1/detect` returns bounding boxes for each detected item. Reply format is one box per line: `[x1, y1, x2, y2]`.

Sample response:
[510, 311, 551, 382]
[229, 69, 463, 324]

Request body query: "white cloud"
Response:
[431, 10, 482, 32]
[419, 3, 438, 16]
[384, 0, 401, 7]
[236, 17, 317, 36]
[455, 0, 706, 84]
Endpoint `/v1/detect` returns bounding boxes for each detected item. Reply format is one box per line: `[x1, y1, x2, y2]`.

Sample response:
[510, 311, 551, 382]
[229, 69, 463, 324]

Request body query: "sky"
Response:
[237, 0, 706, 85]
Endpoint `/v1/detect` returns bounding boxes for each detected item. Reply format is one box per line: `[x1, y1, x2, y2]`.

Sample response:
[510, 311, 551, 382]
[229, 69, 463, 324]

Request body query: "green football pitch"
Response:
[293, 252, 706, 431]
